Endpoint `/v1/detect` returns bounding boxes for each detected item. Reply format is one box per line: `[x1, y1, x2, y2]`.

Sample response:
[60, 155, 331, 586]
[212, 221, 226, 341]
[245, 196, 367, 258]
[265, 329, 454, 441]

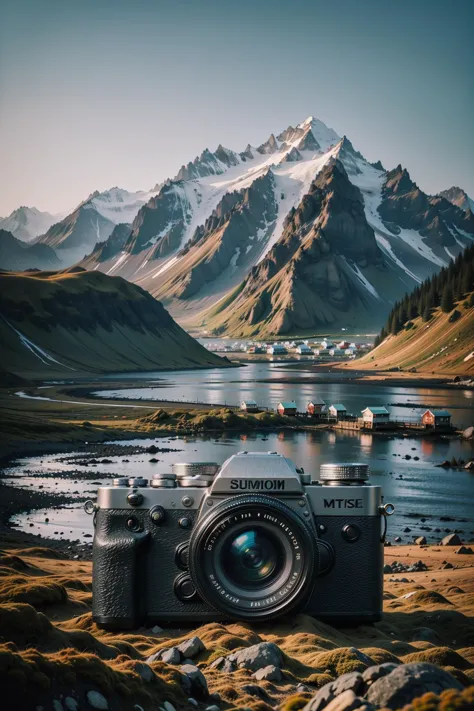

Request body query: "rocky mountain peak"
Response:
[439, 186, 474, 213]
[385, 165, 416, 194]
[256, 133, 279, 155]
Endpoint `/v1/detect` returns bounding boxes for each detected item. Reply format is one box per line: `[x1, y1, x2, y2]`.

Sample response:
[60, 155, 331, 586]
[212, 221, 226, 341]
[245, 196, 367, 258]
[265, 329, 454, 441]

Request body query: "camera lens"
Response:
[222, 528, 283, 587]
[188, 495, 317, 620]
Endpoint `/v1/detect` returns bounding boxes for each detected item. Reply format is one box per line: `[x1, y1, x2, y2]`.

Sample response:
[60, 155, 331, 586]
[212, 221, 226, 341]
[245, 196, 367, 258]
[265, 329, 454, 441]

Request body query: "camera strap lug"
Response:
[379, 502, 395, 543]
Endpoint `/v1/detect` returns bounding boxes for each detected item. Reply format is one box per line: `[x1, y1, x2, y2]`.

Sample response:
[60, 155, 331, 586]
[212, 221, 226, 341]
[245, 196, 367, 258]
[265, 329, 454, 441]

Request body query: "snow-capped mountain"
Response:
[439, 186, 474, 214]
[34, 187, 157, 265]
[80, 115, 474, 335]
[0, 207, 63, 242]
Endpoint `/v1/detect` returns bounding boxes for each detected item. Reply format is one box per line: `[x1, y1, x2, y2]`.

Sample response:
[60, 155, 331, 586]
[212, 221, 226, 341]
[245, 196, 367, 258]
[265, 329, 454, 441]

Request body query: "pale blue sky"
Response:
[0, 0, 473, 215]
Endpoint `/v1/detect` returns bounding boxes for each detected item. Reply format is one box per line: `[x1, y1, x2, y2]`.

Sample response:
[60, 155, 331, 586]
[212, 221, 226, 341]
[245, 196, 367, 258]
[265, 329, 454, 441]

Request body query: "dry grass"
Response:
[0, 543, 472, 710]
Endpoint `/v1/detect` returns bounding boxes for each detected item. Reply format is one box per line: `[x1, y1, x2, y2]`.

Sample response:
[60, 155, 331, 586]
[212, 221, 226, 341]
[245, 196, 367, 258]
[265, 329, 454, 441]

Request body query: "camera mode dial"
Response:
[319, 463, 368, 485]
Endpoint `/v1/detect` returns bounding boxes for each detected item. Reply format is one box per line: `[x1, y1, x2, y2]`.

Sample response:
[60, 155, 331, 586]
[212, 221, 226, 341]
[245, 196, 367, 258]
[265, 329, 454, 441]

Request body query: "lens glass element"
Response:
[222, 527, 283, 588]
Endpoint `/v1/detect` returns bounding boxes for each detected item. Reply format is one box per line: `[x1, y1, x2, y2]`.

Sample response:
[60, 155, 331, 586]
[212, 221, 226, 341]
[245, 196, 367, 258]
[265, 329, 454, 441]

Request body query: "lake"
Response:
[93, 362, 474, 428]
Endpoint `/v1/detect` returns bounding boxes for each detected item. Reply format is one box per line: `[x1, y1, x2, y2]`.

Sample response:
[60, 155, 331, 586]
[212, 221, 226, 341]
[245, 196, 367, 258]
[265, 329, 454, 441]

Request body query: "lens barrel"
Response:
[188, 494, 317, 620]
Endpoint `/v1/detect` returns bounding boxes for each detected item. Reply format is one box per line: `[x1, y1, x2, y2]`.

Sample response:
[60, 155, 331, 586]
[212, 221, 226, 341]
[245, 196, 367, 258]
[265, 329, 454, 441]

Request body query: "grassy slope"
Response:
[349, 298, 474, 375]
[0, 543, 472, 710]
[0, 269, 226, 378]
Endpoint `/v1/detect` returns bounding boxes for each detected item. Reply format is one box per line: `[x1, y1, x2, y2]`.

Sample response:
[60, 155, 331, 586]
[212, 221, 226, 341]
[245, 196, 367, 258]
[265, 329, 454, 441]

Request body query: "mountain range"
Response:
[4, 116, 474, 336]
[0, 268, 225, 378]
[0, 207, 62, 242]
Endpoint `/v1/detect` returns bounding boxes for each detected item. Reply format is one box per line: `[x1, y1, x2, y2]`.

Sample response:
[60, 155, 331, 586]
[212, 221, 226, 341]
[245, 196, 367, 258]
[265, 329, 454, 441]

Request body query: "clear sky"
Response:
[1, 0, 473, 215]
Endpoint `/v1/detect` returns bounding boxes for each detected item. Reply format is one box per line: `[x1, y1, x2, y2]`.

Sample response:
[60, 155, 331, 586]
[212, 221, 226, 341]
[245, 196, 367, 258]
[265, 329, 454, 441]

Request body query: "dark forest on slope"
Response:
[374, 243, 474, 346]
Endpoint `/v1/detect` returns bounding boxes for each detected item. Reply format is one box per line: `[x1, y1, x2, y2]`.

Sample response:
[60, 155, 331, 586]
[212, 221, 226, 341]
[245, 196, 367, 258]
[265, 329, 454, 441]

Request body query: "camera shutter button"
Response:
[127, 492, 144, 507]
[342, 524, 360, 542]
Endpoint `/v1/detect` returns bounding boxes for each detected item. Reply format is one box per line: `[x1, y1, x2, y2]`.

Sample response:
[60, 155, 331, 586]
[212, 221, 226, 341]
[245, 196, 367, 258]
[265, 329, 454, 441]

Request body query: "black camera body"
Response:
[90, 453, 393, 629]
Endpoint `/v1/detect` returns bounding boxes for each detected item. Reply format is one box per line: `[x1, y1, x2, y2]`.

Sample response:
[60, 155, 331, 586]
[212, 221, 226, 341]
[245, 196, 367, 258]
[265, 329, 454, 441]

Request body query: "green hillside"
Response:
[0, 268, 227, 378]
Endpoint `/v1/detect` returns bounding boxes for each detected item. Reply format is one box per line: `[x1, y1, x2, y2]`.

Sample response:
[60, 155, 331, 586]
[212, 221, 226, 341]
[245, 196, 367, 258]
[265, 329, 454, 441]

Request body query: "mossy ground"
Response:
[0, 544, 472, 710]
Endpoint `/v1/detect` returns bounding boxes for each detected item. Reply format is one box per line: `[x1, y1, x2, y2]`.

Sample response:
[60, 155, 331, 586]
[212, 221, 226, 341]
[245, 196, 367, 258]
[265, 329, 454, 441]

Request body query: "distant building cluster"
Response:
[205, 338, 373, 358]
[238, 399, 452, 430]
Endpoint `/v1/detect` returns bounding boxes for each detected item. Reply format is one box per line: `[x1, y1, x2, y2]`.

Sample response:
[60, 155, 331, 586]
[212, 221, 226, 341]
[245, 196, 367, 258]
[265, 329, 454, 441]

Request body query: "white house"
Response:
[241, 400, 258, 413]
[296, 344, 313, 354]
[267, 344, 287, 355]
[361, 407, 390, 428]
[328, 404, 347, 418]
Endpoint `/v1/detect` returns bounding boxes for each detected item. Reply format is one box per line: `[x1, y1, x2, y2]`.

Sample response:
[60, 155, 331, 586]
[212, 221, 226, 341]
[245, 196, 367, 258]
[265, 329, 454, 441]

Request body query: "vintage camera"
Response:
[88, 452, 394, 629]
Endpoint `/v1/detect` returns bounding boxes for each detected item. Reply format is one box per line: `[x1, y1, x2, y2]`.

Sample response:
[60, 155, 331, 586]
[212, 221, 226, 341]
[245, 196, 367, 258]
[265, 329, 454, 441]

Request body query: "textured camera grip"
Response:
[92, 510, 150, 627]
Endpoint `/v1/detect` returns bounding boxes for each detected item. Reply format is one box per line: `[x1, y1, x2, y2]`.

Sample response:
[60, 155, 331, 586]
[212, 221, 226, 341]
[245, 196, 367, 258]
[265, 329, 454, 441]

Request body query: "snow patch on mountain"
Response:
[91, 187, 157, 225]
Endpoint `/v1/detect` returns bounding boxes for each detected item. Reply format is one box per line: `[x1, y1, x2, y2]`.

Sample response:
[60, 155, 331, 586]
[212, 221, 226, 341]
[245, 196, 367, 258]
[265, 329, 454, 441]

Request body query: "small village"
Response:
[240, 398, 454, 433]
[205, 338, 373, 359]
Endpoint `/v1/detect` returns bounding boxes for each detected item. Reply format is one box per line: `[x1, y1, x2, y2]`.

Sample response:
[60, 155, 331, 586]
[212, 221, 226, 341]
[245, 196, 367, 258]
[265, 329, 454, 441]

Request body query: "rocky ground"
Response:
[0, 542, 473, 711]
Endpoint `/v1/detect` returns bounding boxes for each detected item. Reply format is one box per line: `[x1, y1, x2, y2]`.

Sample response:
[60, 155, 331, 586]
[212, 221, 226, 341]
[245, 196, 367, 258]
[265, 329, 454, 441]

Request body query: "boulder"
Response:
[177, 636, 205, 658]
[132, 662, 154, 682]
[366, 662, 462, 709]
[161, 647, 181, 664]
[362, 663, 398, 683]
[227, 641, 282, 670]
[253, 664, 282, 682]
[86, 691, 108, 710]
[180, 664, 209, 700]
[462, 426, 473, 439]
[455, 546, 473, 554]
[414, 536, 427, 545]
[441, 533, 462, 546]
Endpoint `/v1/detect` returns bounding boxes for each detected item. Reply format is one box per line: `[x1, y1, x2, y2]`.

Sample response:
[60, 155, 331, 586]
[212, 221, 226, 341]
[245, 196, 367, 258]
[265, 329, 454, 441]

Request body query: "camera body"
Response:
[91, 452, 392, 629]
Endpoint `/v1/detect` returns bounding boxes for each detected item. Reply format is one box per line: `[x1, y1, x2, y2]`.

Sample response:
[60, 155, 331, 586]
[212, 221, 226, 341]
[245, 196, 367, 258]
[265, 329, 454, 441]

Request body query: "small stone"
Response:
[455, 546, 473, 554]
[177, 636, 205, 658]
[53, 701, 64, 711]
[163, 703, 176, 711]
[151, 625, 163, 634]
[86, 691, 109, 710]
[394, 536, 402, 543]
[161, 647, 181, 664]
[187, 700, 198, 707]
[415, 536, 427, 545]
[403, 527, 411, 533]
[383, 564, 392, 574]
[209, 692, 221, 702]
[210, 656, 224, 669]
[253, 664, 282, 681]
[64, 699, 78, 711]
[204, 706, 220, 711]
